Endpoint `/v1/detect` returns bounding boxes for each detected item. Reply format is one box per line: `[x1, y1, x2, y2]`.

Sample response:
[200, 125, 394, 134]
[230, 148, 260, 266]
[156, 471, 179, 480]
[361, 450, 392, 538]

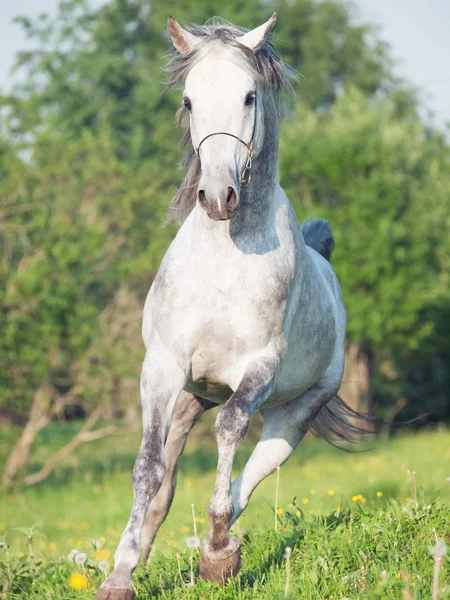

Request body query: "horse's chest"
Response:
[160, 264, 285, 382]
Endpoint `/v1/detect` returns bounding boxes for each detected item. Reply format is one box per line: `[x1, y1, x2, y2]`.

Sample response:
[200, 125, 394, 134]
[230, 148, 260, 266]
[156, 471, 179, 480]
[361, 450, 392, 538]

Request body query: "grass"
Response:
[0, 417, 449, 598]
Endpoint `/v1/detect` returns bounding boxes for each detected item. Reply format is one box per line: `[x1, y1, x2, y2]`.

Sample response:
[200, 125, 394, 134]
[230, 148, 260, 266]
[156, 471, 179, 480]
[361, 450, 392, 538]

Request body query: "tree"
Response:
[279, 88, 450, 419]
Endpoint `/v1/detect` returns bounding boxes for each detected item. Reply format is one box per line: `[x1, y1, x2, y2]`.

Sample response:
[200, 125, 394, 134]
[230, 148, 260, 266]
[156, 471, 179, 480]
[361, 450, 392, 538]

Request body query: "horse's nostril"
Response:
[226, 187, 238, 210]
[198, 190, 206, 206]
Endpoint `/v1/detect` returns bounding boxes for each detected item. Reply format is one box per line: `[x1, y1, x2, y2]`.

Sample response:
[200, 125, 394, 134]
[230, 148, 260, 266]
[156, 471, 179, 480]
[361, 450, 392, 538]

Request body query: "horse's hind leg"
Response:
[229, 370, 343, 527]
[95, 344, 186, 600]
[140, 392, 215, 561]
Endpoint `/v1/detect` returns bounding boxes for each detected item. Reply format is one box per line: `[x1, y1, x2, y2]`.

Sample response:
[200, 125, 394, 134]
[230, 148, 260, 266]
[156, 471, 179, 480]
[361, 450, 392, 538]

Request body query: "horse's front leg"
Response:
[199, 354, 279, 584]
[95, 343, 186, 600]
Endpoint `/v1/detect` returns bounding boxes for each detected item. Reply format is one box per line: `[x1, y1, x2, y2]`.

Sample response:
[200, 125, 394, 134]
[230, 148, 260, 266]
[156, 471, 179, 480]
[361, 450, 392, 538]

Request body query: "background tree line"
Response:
[1, 0, 449, 486]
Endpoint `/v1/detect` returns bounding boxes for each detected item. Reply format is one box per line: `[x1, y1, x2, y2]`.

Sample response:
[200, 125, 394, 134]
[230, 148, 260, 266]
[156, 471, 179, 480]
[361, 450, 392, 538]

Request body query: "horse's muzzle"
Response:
[197, 184, 239, 221]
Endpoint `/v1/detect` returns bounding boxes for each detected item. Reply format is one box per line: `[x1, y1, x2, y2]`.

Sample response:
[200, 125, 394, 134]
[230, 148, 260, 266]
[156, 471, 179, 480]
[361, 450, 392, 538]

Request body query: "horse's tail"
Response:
[300, 218, 335, 262]
[310, 394, 374, 448]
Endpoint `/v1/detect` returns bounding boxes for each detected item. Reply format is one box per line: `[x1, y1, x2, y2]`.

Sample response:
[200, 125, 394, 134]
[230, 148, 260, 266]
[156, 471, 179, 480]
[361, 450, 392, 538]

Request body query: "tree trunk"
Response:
[2, 387, 52, 487]
[339, 342, 372, 418]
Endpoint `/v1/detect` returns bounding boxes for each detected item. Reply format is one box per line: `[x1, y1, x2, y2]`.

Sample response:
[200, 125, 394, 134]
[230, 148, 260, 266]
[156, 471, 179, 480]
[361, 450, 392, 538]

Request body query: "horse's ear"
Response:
[168, 16, 198, 54]
[237, 13, 277, 51]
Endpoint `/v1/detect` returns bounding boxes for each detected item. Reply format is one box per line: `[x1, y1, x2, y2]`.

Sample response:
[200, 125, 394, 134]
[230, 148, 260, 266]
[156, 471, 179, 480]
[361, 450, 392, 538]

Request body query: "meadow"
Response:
[0, 416, 449, 599]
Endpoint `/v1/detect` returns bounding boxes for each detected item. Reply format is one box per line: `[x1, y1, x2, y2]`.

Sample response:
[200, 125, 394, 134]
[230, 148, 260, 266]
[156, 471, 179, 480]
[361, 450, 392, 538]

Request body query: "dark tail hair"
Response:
[300, 218, 335, 262]
[309, 394, 375, 450]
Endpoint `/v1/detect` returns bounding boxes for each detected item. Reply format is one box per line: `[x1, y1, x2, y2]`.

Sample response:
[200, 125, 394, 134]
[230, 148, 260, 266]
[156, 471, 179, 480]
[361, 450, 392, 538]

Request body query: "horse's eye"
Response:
[183, 97, 192, 111]
[245, 92, 256, 107]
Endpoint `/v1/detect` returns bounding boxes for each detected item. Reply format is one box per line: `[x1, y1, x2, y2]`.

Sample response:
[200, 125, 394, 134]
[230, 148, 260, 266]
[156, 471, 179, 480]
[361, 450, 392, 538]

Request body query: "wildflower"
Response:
[277, 508, 284, 515]
[310, 489, 316, 495]
[194, 517, 205, 523]
[302, 498, 309, 504]
[96, 549, 110, 562]
[352, 494, 363, 502]
[68, 549, 79, 562]
[296, 511, 301, 517]
[328, 490, 335, 496]
[90, 539, 101, 549]
[429, 540, 448, 558]
[336, 507, 342, 512]
[395, 573, 401, 579]
[74, 552, 87, 565]
[68, 573, 88, 590]
[376, 491, 383, 497]
[98, 561, 110, 574]
[185, 536, 200, 549]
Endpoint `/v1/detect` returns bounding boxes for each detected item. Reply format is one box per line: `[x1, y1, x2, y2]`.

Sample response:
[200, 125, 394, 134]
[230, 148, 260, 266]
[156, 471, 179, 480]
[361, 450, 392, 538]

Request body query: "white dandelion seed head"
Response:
[185, 536, 200, 549]
[75, 552, 87, 565]
[429, 541, 448, 558]
[90, 539, 101, 549]
[98, 560, 110, 573]
[67, 549, 79, 562]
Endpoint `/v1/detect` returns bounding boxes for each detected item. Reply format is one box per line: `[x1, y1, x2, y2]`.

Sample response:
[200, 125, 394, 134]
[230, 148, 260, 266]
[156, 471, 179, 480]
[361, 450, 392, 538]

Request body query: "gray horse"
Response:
[96, 13, 359, 599]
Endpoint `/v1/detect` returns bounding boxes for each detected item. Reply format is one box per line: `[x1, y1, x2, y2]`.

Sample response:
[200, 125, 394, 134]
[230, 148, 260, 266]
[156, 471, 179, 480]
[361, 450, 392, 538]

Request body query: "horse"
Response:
[96, 13, 359, 599]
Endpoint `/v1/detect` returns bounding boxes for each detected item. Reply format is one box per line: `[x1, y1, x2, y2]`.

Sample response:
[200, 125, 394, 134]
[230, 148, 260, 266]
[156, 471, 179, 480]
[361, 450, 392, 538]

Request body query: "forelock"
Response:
[165, 19, 295, 95]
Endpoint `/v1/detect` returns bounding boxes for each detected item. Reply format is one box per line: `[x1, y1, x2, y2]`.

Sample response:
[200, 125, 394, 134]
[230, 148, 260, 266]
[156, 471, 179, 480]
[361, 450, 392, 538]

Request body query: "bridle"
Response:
[195, 90, 258, 187]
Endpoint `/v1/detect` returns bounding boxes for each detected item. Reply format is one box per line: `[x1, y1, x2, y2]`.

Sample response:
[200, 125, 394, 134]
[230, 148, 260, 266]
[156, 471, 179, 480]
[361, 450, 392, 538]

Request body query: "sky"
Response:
[0, 0, 449, 130]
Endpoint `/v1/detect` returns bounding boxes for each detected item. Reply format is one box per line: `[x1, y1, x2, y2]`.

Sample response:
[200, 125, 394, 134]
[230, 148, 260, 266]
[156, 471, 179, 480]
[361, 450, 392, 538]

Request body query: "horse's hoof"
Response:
[199, 536, 241, 584]
[94, 587, 134, 600]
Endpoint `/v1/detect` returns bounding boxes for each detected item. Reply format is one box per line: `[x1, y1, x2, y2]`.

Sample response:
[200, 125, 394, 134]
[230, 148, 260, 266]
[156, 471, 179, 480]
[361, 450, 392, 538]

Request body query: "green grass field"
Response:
[1, 417, 449, 598]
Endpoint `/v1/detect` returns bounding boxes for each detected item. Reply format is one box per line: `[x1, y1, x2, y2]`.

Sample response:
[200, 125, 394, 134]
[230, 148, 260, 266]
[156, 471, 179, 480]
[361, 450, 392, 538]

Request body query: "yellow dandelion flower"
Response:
[395, 573, 401, 579]
[302, 498, 309, 504]
[376, 491, 383, 497]
[96, 549, 110, 561]
[336, 507, 342, 512]
[328, 490, 335, 496]
[68, 574, 89, 590]
[194, 517, 205, 523]
[296, 511, 301, 517]
[99, 536, 106, 543]
[277, 508, 284, 515]
[310, 489, 316, 495]
[49, 542, 57, 550]
[352, 495, 363, 502]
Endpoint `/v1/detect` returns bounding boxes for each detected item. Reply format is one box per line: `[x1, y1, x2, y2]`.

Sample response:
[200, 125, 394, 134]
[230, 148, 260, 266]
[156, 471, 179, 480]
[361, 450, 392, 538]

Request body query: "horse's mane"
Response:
[164, 18, 295, 226]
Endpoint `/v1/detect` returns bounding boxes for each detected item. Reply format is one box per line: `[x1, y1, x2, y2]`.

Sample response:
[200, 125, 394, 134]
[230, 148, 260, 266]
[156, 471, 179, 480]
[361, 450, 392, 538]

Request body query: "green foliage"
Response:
[0, 0, 449, 423]
[279, 89, 450, 416]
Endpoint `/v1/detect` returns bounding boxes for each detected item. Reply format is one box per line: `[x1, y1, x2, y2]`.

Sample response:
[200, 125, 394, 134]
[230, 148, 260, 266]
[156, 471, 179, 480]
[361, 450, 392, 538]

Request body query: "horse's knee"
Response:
[132, 446, 165, 499]
[215, 403, 250, 447]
